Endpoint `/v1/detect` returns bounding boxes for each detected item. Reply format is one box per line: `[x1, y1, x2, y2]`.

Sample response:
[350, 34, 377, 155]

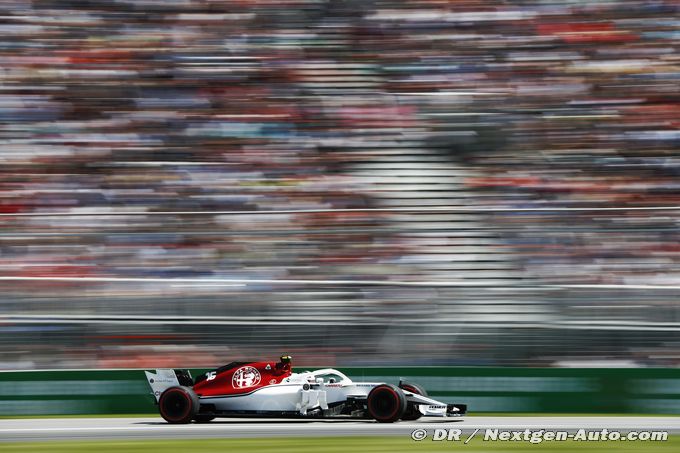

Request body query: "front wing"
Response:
[405, 393, 467, 417]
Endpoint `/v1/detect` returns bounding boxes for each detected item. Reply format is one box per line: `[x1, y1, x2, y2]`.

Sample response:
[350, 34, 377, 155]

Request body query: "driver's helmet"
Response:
[274, 354, 292, 375]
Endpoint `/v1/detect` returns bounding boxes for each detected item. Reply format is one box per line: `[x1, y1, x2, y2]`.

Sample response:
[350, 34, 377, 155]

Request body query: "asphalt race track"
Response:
[2, 416, 680, 442]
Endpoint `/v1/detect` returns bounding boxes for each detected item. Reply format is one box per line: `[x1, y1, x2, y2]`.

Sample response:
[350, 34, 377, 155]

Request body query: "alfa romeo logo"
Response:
[232, 366, 261, 389]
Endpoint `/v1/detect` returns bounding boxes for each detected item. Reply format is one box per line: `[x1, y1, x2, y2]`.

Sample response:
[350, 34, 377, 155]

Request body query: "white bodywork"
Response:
[145, 368, 461, 418]
[145, 369, 180, 400]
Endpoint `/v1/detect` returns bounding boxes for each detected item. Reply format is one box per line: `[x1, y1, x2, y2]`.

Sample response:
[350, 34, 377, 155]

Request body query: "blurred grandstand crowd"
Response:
[0, 0, 679, 369]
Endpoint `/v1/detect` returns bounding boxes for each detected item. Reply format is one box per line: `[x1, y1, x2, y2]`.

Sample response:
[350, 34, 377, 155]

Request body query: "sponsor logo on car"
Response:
[233, 366, 261, 388]
[153, 378, 177, 384]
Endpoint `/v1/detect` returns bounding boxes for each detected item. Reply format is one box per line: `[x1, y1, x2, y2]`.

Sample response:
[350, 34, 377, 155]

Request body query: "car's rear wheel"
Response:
[159, 386, 198, 424]
[400, 382, 427, 421]
[367, 384, 407, 423]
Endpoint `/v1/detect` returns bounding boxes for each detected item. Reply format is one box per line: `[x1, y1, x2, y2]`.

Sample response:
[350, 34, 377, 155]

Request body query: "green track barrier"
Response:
[1, 367, 679, 416]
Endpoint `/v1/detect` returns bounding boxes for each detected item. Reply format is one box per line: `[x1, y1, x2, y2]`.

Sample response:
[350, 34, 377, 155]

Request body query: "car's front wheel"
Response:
[194, 414, 216, 423]
[158, 386, 198, 424]
[367, 384, 407, 423]
[400, 381, 428, 420]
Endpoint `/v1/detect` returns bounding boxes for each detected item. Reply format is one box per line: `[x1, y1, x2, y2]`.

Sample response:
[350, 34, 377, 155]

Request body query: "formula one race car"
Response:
[145, 355, 467, 423]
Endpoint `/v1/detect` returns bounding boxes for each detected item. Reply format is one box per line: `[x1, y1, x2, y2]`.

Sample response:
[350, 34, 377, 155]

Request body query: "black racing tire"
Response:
[367, 384, 407, 423]
[400, 382, 427, 421]
[193, 414, 216, 423]
[158, 386, 199, 424]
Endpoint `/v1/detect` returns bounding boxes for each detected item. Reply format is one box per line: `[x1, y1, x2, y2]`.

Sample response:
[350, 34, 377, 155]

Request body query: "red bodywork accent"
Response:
[193, 361, 292, 397]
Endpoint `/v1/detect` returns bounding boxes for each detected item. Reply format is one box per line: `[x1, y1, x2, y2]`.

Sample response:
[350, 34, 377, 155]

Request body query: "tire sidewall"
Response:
[159, 386, 198, 424]
[367, 384, 407, 423]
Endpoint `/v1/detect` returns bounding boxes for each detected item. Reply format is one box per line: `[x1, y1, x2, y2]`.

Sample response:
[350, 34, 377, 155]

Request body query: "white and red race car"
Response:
[145, 355, 467, 423]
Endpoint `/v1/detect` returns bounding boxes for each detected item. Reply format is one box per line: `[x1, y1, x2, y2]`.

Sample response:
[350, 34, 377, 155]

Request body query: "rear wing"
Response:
[144, 369, 193, 402]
